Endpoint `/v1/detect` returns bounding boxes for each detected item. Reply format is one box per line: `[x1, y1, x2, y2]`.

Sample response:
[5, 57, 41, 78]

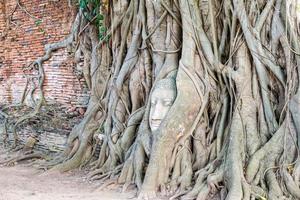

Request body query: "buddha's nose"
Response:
[151, 102, 164, 120]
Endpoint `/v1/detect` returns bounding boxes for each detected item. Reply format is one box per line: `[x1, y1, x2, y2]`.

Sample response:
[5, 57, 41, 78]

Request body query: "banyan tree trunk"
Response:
[3, 0, 300, 199]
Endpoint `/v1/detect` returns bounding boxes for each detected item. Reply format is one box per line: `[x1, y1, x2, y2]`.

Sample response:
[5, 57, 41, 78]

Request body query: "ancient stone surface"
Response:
[0, 0, 89, 107]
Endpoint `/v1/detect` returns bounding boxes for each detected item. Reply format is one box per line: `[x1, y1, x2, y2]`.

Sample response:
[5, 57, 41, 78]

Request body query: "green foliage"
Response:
[34, 19, 43, 26]
[78, 0, 107, 40]
[34, 19, 46, 35]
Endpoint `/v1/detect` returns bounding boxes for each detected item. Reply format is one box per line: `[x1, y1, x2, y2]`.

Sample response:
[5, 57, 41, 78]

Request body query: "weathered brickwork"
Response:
[0, 0, 89, 107]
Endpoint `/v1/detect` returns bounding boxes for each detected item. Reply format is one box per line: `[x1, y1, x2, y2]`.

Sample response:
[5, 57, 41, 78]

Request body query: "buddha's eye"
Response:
[151, 101, 157, 106]
[163, 100, 173, 106]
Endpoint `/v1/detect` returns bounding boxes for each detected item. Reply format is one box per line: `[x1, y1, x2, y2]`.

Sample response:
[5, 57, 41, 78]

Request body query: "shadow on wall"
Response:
[0, 67, 13, 104]
[6, 82, 12, 103]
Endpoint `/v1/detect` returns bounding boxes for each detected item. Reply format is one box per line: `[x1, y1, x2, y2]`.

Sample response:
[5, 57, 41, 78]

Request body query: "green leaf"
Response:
[99, 26, 106, 33]
[79, 0, 87, 9]
[34, 19, 42, 26]
[97, 14, 104, 21]
[105, 35, 110, 42]
[98, 32, 103, 40]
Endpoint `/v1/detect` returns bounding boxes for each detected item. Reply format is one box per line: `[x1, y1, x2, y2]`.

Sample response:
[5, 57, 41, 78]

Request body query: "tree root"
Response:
[0, 152, 45, 166]
[1, 1, 297, 200]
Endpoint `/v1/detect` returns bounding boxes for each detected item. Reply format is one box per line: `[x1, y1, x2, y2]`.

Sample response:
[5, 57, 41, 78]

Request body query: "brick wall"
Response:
[0, 0, 89, 108]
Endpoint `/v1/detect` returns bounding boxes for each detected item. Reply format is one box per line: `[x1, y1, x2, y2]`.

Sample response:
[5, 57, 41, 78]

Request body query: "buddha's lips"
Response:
[151, 120, 162, 129]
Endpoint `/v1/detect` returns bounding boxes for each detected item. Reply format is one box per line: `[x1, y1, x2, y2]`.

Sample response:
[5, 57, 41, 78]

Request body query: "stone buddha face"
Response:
[149, 78, 177, 132]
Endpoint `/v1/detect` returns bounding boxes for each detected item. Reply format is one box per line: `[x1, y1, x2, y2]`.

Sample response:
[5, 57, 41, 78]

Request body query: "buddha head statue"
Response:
[149, 78, 177, 132]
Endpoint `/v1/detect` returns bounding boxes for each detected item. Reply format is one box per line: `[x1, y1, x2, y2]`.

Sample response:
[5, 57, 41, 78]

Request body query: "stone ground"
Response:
[0, 148, 137, 200]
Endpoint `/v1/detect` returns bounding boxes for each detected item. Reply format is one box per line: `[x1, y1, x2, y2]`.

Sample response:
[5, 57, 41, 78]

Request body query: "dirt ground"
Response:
[0, 149, 137, 200]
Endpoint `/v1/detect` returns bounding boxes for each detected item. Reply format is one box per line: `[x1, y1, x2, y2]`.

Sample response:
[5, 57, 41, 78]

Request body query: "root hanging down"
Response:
[2, 0, 300, 200]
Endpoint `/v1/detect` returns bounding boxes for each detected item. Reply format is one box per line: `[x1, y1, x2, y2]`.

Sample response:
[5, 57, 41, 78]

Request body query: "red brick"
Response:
[0, 0, 89, 107]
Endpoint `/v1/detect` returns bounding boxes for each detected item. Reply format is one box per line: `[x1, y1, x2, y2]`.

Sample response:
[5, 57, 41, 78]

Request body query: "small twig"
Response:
[161, 1, 182, 27]
[16, 0, 41, 21]
[78, 15, 98, 36]
[144, 11, 168, 40]
[148, 42, 181, 53]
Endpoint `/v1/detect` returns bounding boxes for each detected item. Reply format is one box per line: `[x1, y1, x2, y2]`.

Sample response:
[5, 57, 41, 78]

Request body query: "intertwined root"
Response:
[1, 0, 300, 199]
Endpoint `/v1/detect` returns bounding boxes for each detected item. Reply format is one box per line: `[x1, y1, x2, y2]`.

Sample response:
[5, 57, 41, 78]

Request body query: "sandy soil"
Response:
[0, 150, 136, 200]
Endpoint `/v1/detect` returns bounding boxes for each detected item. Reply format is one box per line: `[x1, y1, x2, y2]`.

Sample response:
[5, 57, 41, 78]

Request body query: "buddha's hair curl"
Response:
[153, 78, 177, 94]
